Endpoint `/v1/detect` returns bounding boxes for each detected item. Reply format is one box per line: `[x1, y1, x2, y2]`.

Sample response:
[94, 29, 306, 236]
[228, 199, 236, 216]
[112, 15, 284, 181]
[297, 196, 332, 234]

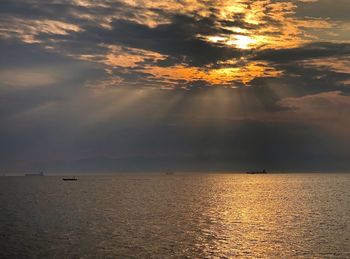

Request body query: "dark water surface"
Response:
[1, 173, 350, 258]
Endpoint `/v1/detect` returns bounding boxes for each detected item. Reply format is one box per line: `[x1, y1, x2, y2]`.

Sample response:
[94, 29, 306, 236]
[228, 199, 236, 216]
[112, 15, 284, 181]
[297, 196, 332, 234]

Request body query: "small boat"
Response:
[165, 171, 174, 175]
[62, 177, 78, 181]
[246, 170, 267, 174]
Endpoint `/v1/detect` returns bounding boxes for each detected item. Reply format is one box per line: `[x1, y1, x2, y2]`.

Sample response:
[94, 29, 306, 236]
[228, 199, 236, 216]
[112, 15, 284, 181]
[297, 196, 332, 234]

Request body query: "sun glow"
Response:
[229, 35, 256, 49]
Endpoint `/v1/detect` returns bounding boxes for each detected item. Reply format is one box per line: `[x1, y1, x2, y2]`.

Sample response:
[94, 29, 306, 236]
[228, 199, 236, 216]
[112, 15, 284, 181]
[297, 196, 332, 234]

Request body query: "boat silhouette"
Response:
[246, 169, 267, 174]
[62, 176, 78, 181]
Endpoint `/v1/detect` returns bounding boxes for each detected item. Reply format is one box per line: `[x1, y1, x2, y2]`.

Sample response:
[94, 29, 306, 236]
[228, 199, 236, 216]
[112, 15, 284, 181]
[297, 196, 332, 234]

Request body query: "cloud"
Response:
[1, 0, 340, 88]
[254, 42, 350, 63]
[88, 16, 242, 66]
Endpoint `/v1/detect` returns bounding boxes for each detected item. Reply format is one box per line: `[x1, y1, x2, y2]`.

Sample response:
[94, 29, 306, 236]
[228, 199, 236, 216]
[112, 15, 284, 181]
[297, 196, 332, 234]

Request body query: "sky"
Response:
[1, 0, 350, 173]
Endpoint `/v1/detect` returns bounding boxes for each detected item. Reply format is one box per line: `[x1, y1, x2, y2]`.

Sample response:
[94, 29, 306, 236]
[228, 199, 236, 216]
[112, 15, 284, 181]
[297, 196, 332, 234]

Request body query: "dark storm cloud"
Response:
[253, 42, 350, 63]
[73, 15, 243, 67]
[249, 41, 350, 100]
[246, 41, 350, 105]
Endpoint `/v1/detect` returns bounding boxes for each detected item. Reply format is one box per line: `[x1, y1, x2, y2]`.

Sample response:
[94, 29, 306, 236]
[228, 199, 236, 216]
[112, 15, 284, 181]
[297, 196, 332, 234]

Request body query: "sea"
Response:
[0, 173, 349, 258]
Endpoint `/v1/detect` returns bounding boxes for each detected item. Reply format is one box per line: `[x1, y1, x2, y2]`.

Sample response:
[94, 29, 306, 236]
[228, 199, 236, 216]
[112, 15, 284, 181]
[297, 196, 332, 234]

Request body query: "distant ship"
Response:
[62, 177, 78, 181]
[165, 172, 174, 175]
[246, 170, 267, 174]
[25, 171, 44, 176]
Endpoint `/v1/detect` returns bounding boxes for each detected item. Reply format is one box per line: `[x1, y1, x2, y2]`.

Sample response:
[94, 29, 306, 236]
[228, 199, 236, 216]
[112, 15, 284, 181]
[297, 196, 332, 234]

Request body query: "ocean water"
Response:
[0, 173, 349, 258]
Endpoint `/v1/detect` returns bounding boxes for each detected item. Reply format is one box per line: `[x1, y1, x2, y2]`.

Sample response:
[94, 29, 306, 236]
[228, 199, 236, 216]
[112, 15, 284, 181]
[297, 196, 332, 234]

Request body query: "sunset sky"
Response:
[1, 0, 350, 173]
